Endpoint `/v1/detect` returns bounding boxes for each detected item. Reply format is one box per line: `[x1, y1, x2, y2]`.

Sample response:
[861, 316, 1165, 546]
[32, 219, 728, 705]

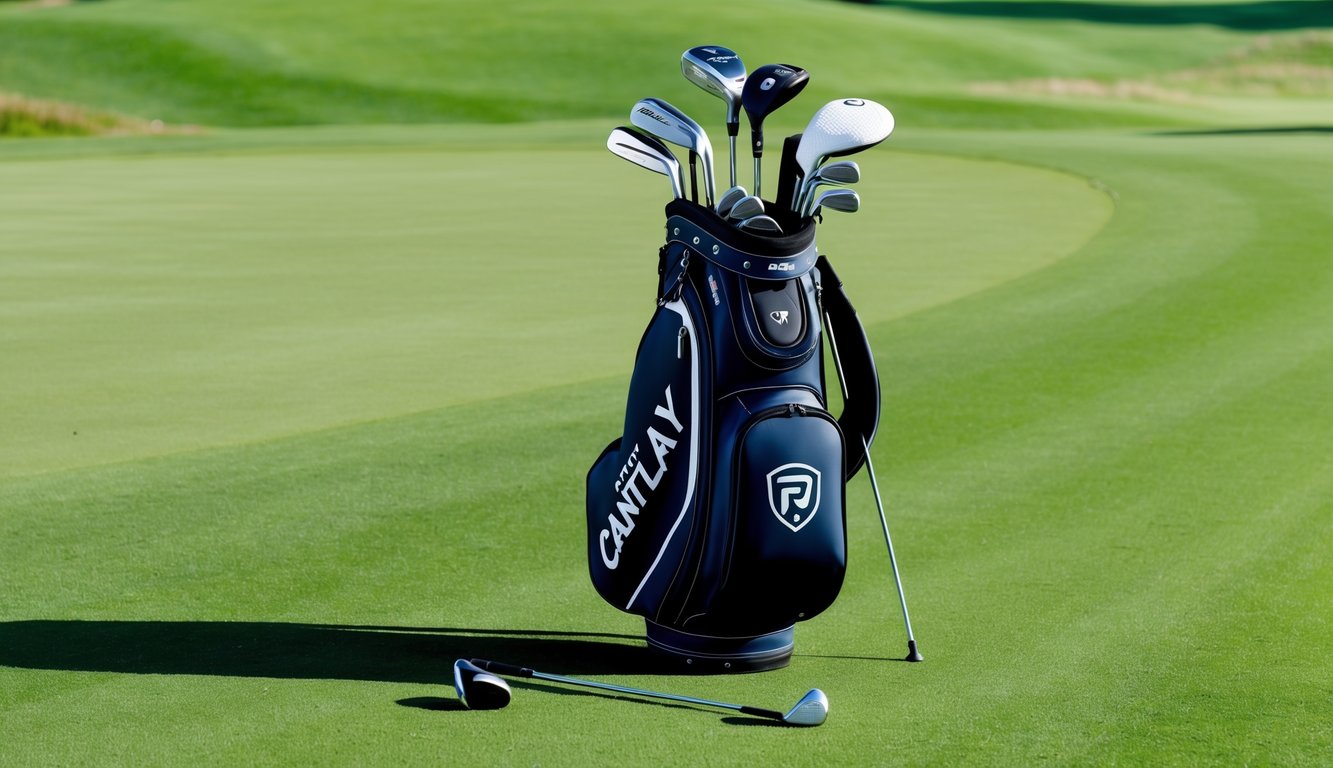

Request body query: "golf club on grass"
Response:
[453, 659, 513, 710]
[458, 659, 829, 727]
[741, 63, 809, 197]
[630, 97, 716, 208]
[681, 45, 746, 189]
[607, 126, 685, 200]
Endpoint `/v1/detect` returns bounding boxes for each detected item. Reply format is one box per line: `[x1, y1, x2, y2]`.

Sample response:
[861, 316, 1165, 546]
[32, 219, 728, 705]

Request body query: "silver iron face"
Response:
[715, 185, 748, 215]
[782, 689, 829, 727]
[607, 127, 684, 199]
[630, 98, 716, 207]
[814, 188, 860, 215]
[453, 659, 512, 711]
[738, 214, 783, 234]
[728, 194, 765, 221]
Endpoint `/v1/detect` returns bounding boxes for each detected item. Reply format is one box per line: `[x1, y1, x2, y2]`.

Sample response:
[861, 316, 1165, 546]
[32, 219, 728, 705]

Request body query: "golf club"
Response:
[818, 279, 923, 664]
[607, 126, 685, 200]
[808, 188, 860, 218]
[715, 184, 748, 216]
[727, 194, 765, 222]
[466, 659, 828, 726]
[791, 98, 893, 210]
[631, 97, 716, 208]
[795, 160, 861, 216]
[453, 659, 513, 710]
[681, 45, 746, 189]
[740, 63, 809, 197]
[738, 214, 784, 234]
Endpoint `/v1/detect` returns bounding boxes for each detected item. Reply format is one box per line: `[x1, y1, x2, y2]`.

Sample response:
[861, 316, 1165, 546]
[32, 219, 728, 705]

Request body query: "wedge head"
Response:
[782, 688, 829, 727]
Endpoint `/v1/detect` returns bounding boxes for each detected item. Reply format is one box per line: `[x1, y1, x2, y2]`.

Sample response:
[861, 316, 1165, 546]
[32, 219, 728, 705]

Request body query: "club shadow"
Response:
[0, 620, 658, 683]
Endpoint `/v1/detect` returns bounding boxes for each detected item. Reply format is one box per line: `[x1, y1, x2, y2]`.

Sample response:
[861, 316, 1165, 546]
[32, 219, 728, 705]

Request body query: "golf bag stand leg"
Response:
[817, 255, 922, 662]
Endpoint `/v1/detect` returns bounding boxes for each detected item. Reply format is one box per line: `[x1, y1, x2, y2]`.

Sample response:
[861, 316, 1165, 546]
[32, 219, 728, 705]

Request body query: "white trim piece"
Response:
[626, 299, 701, 611]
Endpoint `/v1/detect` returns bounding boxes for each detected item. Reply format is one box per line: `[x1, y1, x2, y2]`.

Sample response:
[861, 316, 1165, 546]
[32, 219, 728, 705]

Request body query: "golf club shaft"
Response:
[860, 435, 921, 661]
[822, 310, 921, 662]
[470, 659, 784, 720]
[729, 134, 738, 189]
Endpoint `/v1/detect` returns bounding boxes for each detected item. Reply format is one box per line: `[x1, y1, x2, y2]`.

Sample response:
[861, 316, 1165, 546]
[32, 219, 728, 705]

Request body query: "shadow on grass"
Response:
[0, 620, 657, 683]
[1152, 125, 1333, 136]
[853, 1, 1333, 31]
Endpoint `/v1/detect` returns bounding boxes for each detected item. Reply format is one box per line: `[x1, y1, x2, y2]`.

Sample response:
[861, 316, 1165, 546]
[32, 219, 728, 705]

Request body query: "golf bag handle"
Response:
[817, 254, 880, 480]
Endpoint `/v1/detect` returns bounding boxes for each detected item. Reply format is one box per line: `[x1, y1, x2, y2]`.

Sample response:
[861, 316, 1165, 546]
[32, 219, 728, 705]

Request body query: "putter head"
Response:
[453, 659, 512, 711]
[795, 98, 894, 179]
[741, 63, 810, 157]
[782, 688, 829, 727]
[681, 45, 747, 128]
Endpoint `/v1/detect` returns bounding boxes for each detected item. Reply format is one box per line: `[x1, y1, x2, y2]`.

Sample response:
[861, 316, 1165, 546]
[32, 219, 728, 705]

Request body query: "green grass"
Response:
[1, 0, 1331, 765]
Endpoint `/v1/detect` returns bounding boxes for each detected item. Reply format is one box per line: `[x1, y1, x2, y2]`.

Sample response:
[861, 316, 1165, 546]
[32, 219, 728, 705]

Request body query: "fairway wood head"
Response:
[715, 185, 748, 216]
[795, 99, 894, 180]
[681, 45, 746, 129]
[453, 659, 512, 711]
[737, 214, 783, 234]
[728, 194, 765, 221]
[782, 689, 829, 727]
[607, 126, 685, 199]
[741, 64, 810, 157]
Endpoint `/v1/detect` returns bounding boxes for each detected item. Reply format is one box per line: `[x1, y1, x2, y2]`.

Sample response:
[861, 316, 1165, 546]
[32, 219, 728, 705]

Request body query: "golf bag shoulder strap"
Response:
[665, 199, 819, 280]
[817, 254, 880, 480]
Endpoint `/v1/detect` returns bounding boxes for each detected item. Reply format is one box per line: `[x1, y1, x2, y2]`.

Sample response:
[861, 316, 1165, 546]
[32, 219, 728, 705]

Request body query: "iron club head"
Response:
[781, 688, 829, 727]
[607, 126, 685, 199]
[453, 659, 512, 711]
[630, 97, 716, 207]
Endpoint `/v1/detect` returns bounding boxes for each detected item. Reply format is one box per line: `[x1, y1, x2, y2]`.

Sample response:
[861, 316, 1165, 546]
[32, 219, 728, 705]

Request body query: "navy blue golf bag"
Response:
[586, 199, 881, 672]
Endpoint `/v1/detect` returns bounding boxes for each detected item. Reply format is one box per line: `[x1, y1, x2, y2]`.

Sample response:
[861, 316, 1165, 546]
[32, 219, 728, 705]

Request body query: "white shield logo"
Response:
[767, 463, 821, 532]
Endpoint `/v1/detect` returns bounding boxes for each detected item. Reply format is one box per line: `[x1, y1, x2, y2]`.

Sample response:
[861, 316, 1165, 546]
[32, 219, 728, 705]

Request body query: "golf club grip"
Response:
[471, 659, 533, 678]
[738, 705, 784, 721]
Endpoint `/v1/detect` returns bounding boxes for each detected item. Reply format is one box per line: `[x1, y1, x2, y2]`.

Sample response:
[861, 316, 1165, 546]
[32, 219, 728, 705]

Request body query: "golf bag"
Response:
[586, 199, 881, 672]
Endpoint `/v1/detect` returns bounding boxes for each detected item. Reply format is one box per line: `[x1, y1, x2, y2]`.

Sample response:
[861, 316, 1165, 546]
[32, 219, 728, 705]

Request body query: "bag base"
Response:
[644, 620, 794, 674]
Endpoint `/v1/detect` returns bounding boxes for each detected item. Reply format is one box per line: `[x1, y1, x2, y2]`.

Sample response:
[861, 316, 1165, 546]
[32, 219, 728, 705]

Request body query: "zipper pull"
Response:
[677, 326, 688, 359]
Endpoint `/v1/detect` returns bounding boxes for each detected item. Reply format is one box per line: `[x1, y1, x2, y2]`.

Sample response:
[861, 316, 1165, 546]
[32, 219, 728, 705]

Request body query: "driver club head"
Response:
[782, 688, 829, 727]
[453, 659, 512, 711]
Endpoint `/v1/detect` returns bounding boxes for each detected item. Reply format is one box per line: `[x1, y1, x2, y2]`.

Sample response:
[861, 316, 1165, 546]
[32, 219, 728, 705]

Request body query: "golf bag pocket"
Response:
[684, 400, 847, 635]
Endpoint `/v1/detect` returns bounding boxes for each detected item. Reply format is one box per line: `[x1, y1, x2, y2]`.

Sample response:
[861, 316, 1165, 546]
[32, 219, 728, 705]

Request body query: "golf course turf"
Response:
[1, 0, 1330, 765]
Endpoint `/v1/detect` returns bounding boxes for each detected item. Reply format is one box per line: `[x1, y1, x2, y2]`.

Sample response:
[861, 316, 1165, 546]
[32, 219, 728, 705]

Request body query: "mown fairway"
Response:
[2, 1, 1330, 765]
